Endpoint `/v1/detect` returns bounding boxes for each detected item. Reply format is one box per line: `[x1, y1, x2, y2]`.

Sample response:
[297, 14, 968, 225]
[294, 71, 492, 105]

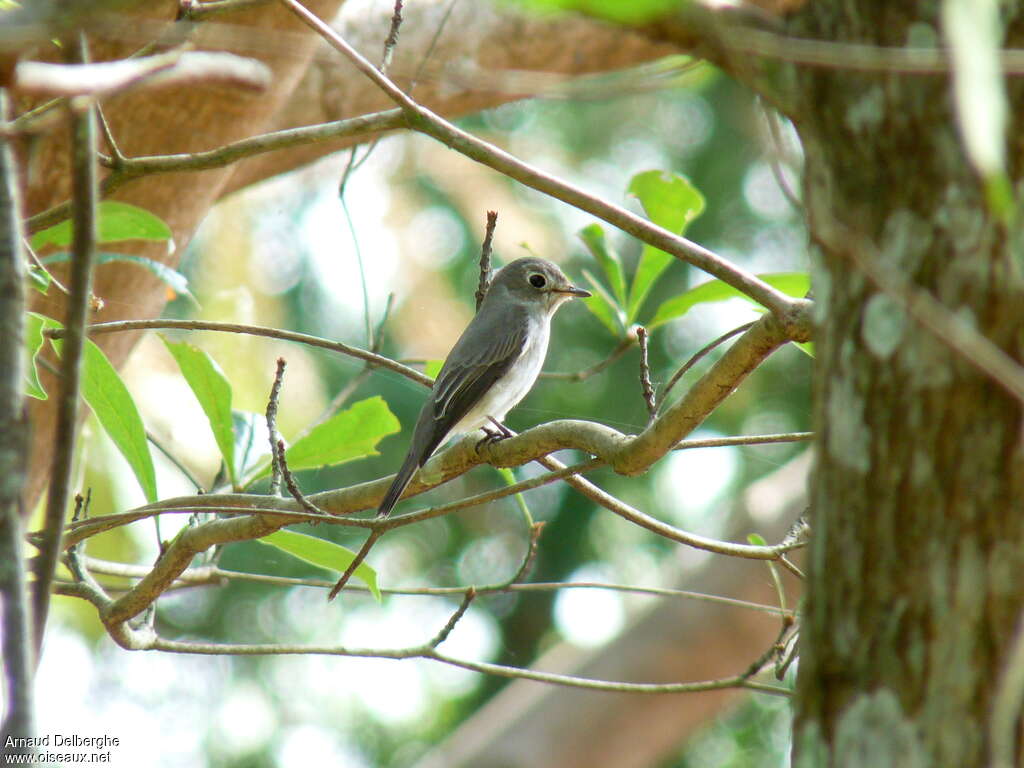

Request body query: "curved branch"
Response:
[280, 0, 809, 326]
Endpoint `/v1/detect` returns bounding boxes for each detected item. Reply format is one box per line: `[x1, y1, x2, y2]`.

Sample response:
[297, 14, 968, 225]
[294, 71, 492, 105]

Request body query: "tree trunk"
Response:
[788, 6, 1024, 766]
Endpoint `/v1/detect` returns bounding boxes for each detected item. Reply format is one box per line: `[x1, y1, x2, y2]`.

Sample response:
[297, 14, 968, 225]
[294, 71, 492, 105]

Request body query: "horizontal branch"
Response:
[25, 110, 406, 234]
[71, 555, 795, 616]
[144, 635, 790, 696]
[50, 318, 432, 387]
[15, 51, 271, 98]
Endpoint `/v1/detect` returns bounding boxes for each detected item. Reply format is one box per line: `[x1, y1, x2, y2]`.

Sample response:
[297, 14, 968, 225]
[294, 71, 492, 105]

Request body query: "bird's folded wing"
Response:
[432, 321, 528, 426]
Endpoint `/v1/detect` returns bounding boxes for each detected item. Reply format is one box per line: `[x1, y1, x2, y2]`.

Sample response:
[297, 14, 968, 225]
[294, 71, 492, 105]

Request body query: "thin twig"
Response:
[304, 293, 396, 435]
[327, 530, 382, 601]
[266, 358, 287, 496]
[428, 587, 475, 647]
[475, 210, 497, 311]
[636, 326, 657, 423]
[50, 318, 432, 387]
[33, 88, 98, 654]
[140, 633, 789, 696]
[758, 100, 801, 212]
[673, 432, 813, 451]
[177, 0, 270, 19]
[0, 87, 34, 747]
[24, 237, 68, 294]
[410, 0, 459, 89]
[542, 331, 637, 380]
[147, 430, 204, 492]
[72, 556, 796, 617]
[660, 321, 755, 407]
[277, 439, 322, 517]
[380, 0, 404, 74]
[508, 522, 544, 585]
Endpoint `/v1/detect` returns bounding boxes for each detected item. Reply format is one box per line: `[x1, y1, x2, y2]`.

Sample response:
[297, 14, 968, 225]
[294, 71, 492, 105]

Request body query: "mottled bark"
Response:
[785, 7, 1024, 766]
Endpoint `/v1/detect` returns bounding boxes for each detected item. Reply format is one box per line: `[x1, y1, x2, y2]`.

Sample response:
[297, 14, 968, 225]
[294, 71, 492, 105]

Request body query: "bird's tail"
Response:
[377, 450, 421, 517]
[379, 401, 450, 517]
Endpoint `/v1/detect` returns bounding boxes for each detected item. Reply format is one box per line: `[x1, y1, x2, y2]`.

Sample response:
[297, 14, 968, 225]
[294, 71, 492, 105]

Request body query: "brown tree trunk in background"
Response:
[18, 1, 673, 509]
[785, 6, 1024, 766]
[21, 0, 348, 507]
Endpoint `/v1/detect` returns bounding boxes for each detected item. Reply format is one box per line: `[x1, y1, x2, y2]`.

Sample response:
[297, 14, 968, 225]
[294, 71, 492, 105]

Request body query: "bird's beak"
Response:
[555, 283, 591, 298]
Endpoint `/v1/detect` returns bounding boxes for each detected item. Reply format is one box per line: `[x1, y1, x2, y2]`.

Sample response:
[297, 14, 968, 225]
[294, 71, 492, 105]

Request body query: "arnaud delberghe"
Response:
[4, 734, 121, 749]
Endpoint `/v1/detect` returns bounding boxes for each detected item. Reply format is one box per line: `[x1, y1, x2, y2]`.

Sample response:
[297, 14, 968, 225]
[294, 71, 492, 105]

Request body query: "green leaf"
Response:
[30, 201, 172, 250]
[580, 269, 626, 337]
[46, 317, 157, 503]
[28, 264, 51, 294]
[162, 338, 236, 486]
[747, 533, 768, 546]
[24, 312, 48, 400]
[625, 171, 705, 321]
[253, 396, 400, 479]
[259, 529, 381, 601]
[648, 272, 811, 329]
[508, 0, 680, 24]
[578, 224, 627, 305]
[424, 359, 444, 380]
[794, 342, 815, 358]
[82, 341, 158, 503]
[42, 252, 196, 305]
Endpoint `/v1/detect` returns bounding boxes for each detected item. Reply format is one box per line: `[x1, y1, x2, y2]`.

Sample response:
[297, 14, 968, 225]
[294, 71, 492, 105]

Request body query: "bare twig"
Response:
[50, 318, 432, 387]
[636, 326, 657, 423]
[134, 634, 789, 696]
[673, 432, 812, 451]
[475, 210, 498, 311]
[306, 293, 396, 433]
[327, 530, 382, 601]
[147, 430, 204, 492]
[72, 555, 796, 616]
[508, 522, 544, 586]
[277, 439, 322, 517]
[428, 588, 475, 647]
[33, 91, 98, 654]
[660, 321, 755, 407]
[0, 87, 34, 747]
[380, 0, 405, 74]
[177, 0, 271, 19]
[758, 100, 801, 212]
[542, 330, 637, 381]
[723, 24, 1024, 75]
[24, 237, 68, 294]
[266, 358, 287, 496]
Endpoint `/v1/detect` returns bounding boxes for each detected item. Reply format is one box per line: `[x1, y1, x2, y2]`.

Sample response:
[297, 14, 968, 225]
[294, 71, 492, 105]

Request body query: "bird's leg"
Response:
[475, 417, 514, 452]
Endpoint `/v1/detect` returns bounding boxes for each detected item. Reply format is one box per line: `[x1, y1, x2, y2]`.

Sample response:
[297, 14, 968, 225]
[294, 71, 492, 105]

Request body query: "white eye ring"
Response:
[528, 273, 547, 288]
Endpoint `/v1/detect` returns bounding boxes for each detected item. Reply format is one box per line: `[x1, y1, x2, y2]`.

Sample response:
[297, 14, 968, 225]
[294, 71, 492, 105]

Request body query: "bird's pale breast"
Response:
[448, 313, 550, 435]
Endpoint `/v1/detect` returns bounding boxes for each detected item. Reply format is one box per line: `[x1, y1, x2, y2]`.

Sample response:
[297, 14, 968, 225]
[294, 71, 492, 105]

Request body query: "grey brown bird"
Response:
[377, 257, 590, 516]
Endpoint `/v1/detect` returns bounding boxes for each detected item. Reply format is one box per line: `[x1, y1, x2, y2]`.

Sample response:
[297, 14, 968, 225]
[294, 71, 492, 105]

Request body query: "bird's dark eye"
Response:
[529, 273, 547, 288]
